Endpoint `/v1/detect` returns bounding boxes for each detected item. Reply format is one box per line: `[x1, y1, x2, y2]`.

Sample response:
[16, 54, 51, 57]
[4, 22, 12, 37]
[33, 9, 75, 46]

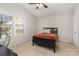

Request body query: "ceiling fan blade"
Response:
[29, 3, 48, 9]
[29, 3, 39, 4]
[42, 3, 48, 8]
[36, 7, 39, 9]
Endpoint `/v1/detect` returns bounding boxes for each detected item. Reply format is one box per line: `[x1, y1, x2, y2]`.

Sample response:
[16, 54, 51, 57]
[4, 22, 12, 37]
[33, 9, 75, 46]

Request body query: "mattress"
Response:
[33, 33, 58, 42]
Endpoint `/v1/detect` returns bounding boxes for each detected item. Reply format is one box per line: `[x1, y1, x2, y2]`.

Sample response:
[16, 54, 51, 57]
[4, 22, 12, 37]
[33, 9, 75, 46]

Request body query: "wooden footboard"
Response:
[32, 36, 56, 53]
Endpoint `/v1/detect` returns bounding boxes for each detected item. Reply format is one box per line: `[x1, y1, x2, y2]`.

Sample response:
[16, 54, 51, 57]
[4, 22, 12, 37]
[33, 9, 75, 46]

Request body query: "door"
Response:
[14, 16, 24, 42]
[73, 15, 77, 47]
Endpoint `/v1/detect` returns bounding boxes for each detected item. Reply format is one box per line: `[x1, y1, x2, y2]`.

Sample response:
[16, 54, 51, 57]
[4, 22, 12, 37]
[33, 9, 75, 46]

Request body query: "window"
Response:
[0, 15, 13, 43]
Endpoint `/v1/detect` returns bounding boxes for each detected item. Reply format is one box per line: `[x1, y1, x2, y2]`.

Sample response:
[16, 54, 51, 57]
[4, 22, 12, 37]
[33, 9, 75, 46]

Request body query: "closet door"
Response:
[73, 15, 77, 47]
[15, 16, 24, 40]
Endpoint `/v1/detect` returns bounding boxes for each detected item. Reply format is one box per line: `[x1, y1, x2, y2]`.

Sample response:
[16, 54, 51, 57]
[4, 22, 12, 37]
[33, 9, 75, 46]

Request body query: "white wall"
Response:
[36, 13, 73, 42]
[0, 3, 36, 47]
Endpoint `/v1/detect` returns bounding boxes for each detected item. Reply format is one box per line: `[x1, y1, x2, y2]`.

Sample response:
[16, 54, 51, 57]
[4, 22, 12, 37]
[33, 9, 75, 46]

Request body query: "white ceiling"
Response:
[20, 3, 75, 18]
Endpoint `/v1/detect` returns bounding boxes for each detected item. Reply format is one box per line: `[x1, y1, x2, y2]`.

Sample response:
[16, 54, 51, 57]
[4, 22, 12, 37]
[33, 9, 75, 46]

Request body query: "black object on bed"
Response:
[32, 27, 58, 53]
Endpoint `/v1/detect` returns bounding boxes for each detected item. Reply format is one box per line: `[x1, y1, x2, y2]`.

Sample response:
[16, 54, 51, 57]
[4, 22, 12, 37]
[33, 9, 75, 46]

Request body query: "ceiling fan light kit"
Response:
[29, 3, 48, 9]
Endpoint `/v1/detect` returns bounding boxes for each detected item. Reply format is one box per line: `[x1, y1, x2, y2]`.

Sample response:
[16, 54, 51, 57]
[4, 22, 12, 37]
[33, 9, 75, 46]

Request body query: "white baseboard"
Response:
[9, 37, 73, 48]
[9, 38, 31, 48]
[9, 40, 26, 48]
[59, 39, 72, 43]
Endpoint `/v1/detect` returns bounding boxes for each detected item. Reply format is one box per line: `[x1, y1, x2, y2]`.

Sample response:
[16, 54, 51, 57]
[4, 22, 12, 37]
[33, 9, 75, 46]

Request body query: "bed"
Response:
[32, 27, 58, 53]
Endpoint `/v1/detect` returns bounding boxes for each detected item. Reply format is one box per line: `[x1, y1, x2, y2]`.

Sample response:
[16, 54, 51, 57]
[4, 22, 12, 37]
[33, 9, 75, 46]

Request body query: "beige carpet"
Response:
[10, 40, 79, 56]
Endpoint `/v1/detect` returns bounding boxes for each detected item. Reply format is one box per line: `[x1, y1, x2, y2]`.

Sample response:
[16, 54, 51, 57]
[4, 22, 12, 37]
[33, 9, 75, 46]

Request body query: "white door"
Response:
[73, 15, 77, 47]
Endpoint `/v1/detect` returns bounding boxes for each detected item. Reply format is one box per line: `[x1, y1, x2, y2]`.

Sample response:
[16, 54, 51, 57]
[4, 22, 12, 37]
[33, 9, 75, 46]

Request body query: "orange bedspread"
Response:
[33, 33, 58, 42]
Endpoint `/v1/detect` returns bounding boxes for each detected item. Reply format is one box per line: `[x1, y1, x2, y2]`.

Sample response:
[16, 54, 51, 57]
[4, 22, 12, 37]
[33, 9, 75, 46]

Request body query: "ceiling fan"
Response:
[29, 3, 48, 9]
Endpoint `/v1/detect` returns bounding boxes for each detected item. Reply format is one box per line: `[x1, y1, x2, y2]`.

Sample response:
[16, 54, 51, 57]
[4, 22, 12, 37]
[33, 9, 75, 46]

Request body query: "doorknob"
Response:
[74, 32, 76, 34]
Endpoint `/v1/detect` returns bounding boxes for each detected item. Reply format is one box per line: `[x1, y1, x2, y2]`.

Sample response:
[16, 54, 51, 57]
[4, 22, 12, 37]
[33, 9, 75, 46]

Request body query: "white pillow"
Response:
[43, 29, 50, 33]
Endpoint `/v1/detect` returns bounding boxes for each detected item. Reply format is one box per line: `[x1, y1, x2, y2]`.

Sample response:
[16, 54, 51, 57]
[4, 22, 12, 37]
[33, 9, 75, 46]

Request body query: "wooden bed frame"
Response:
[32, 27, 58, 53]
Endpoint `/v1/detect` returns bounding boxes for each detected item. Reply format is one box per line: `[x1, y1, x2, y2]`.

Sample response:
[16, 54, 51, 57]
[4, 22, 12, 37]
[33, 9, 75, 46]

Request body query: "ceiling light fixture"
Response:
[29, 3, 48, 9]
[36, 3, 44, 9]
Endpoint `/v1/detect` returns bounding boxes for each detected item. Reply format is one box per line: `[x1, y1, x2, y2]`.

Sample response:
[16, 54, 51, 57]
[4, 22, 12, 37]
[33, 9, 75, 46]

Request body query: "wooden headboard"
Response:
[43, 27, 58, 34]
